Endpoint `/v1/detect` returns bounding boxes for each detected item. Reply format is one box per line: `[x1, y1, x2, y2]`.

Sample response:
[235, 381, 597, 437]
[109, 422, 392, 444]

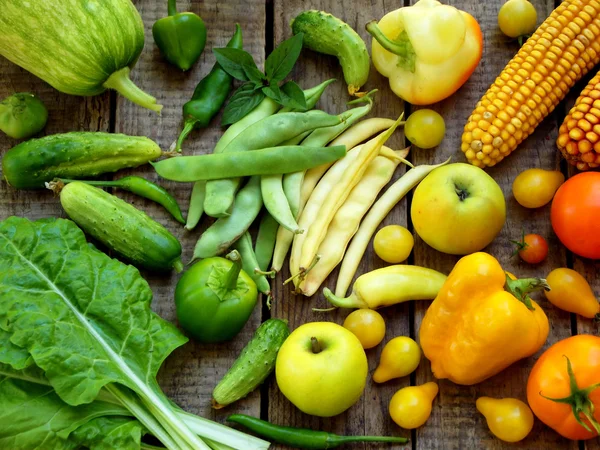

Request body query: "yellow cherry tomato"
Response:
[389, 382, 438, 429]
[498, 0, 537, 38]
[342, 309, 386, 349]
[512, 168, 564, 209]
[545, 268, 599, 319]
[373, 336, 421, 383]
[476, 397, 534, 443]
[374, 225, 414, 264]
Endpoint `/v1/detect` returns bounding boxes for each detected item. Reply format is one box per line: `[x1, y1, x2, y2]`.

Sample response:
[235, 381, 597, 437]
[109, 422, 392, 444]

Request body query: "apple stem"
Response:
[311, 337, 322, 354]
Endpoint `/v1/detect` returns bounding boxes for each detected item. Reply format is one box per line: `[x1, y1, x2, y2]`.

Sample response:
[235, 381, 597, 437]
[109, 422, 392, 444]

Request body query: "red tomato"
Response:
[551, 173, 600, 259]
[513, 234, 548, 264]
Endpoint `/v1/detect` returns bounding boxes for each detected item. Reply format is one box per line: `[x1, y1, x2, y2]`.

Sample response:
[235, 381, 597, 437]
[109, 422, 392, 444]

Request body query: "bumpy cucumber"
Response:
[58, 182, 183, 272]
[212, 319, 290, 408]
[291, 10, 370, 96]
[2, 132, 162, 189]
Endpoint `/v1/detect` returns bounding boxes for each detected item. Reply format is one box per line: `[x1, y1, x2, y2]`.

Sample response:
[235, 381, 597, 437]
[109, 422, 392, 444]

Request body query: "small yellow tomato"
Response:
[476, 397, 534, 443]
[512, 168, 564, 209]
[373, 336, 421, 383]
[498, 0, 537, 38]
[545, 268, 600, 319]
[374, 225, 414, 263]
[389, 382, 438, 429]
[343, 309, 386, 349]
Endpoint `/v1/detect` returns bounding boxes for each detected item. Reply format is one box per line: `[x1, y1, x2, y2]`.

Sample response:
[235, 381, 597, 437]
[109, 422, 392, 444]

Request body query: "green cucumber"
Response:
[2, 132, 162, 189]
[212, 319, 290, 408]
[291, 10, 370, 96]
[56, 181, 183, 272]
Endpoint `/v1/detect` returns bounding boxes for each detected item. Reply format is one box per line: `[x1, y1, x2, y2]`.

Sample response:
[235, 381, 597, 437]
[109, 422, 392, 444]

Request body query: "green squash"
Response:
[0, 0, 162, 113]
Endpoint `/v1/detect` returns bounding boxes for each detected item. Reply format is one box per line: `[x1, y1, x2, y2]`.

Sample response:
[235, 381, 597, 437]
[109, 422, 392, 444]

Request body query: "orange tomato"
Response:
[513, 233, 548, 264]
[527, 335, 600, 440]
[551, 172, 600, 259]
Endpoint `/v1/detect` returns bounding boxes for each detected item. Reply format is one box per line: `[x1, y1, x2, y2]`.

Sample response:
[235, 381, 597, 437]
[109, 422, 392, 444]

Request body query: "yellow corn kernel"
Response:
[463, 0, 600, 167]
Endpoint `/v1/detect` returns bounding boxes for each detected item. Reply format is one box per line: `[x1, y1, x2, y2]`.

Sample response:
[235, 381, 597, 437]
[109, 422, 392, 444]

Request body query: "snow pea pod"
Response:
[233, 231, 272, 302]
[153, 145, 346, 182]
[255, 212, 279, 272]
[58, 176, 185, 224]
[204, 110, 341, 218]
[192, 176, 262, 260]
[185, 180, 206, 230]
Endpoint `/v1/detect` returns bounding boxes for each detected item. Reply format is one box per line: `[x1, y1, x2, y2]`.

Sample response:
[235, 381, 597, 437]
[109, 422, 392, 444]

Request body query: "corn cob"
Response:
[557, 69, 600, 169]
[462, 0, 600, 167]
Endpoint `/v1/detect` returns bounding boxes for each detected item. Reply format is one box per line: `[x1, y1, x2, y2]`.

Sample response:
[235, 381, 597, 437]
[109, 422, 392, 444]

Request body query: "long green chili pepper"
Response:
[58, 176, 185, 224]
[227, 414, 408, 449]
[255, 212, 279, 272]
[232, 232, 272, 306]
[185, 180, 206, 230]
[175, 24, 243, 152]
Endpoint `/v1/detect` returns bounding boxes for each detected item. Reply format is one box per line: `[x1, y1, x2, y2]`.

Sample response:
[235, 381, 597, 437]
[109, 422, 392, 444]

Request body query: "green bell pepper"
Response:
[152, 0, 207, 71]
[174, 250, 258, 343]
[0, 93, 48, 139]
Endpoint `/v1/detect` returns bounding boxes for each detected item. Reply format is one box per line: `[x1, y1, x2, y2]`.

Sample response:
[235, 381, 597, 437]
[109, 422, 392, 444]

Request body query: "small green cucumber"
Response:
[291, 10, 370, 96]
[2, 132, 162, 189]
[57, 181, 183, 272]
[212, 318, 290, 408]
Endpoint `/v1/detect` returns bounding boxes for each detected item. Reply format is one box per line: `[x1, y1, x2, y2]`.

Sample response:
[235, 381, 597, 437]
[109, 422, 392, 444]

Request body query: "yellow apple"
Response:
[411, 163, 506, 255]
[275, 322, 368, 417]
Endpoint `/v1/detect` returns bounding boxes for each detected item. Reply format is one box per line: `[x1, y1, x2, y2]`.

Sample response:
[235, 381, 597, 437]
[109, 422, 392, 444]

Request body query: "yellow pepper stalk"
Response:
[419, 252, 550, 386]
[366, 0, 483, 105]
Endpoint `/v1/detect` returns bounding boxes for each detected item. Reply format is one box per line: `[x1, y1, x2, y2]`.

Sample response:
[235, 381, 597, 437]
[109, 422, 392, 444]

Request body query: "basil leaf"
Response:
[264, 83, 305, 110]
[243, 64, 267, 86]
[214, 48, 260, 82]
[222, 84, 266, 125]
[281, 80, 307, 110]
[265, 33, 304, 83]
[262, 84, 283, 103]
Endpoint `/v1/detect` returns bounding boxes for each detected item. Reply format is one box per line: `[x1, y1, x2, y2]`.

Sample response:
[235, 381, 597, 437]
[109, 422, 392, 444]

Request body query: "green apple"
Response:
[275, 322, 368, 417]
[411, 163, 506, 255]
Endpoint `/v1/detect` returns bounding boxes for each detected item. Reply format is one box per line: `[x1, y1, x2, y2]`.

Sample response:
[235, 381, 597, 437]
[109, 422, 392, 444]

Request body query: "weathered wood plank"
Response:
[270, 1, 409, 449]
[115, 0, 267, 424]
[411, 1, 575, 449]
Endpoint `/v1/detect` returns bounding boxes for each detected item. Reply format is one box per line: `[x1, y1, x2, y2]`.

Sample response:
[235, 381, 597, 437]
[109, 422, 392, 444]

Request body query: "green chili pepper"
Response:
[175, 250, 257, 343]
[255, 212, 279, 272]
[0, 93, 48, 139]
[227, 414, 409, 449]
[185, 180, 206, 230]
[232, 232, 272, 305]
[175, 25, 243, 152]
[153, 145, 346, 182]
[193, 176, 263, 260]
[152, 0, 207, 71]
[58, 176, 185, 224]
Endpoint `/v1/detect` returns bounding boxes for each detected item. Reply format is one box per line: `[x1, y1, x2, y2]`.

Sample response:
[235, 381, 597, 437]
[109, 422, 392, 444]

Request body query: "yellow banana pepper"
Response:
[419, 252, 550, 386]
[366, 0, 483, 105]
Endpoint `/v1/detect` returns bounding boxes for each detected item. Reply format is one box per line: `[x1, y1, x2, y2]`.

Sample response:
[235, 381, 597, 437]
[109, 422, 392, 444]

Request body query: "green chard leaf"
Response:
[70, 416, 145, 450]
[213, 48, 261, 83]
[222, 83, 266, 125]
[265, 32, 304, 83]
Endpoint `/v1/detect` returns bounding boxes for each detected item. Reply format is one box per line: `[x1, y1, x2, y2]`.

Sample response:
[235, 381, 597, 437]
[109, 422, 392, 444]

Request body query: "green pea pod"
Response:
[152, 0, 207, 71]
[232, 232, 272, 301]
[153, 145, 347, 182]
[0, 92, 47, 139]
[175, 25, 243, 152]
[58, 176, 185, 224]
[255, 212, 279, 272]
[261, 175, 302, 234]
[204, 110, 341, 218]
[185, 180, 206, 230]
[192, 176, 262, 260]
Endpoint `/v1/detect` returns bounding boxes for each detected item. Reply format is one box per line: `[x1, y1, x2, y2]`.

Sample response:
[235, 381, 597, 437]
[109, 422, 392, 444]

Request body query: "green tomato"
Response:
[0, 92, 48, 139]
[498, 0, 537, 38]
[405, 109, 446, 149]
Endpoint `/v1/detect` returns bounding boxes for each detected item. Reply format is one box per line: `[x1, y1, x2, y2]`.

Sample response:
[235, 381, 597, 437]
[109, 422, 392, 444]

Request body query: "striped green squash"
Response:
[0, 0, 162, 112]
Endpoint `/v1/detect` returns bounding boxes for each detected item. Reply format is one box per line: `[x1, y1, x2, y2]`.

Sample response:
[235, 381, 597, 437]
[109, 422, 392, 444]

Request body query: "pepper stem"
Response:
[103, 67, 163, 113]
[322, 287, 369, 309]
[311, 337, 322, 354]
[224, 250, 243, 291]
[540, 356, 600, 435]
[176, 120, 196, 152]
[365, 21, 416, 73]
[58, 178, 125, 188]
[329, 435, 408, 445]
[504, 274, 550, 311]
[167, 0, 177, 16]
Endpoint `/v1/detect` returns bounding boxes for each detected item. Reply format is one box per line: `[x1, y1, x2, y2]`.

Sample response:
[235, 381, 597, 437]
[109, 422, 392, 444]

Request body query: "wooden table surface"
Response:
[1, 0, 599, 449]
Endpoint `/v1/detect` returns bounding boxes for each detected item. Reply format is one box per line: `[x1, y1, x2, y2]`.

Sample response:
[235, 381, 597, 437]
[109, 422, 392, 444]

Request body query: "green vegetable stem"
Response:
[227, 414, 408, 449]
[176, 24, 243, 152]
[0, 92, 47, 139]
[152, 0, 207, 71]
[175, 250, 258, 343]
[233, 232, 273, 304]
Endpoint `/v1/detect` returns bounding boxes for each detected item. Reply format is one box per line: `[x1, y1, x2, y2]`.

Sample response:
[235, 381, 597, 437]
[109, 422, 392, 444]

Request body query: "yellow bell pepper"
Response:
[419, 252, 550, 385]
[366, 0, 483, 105]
